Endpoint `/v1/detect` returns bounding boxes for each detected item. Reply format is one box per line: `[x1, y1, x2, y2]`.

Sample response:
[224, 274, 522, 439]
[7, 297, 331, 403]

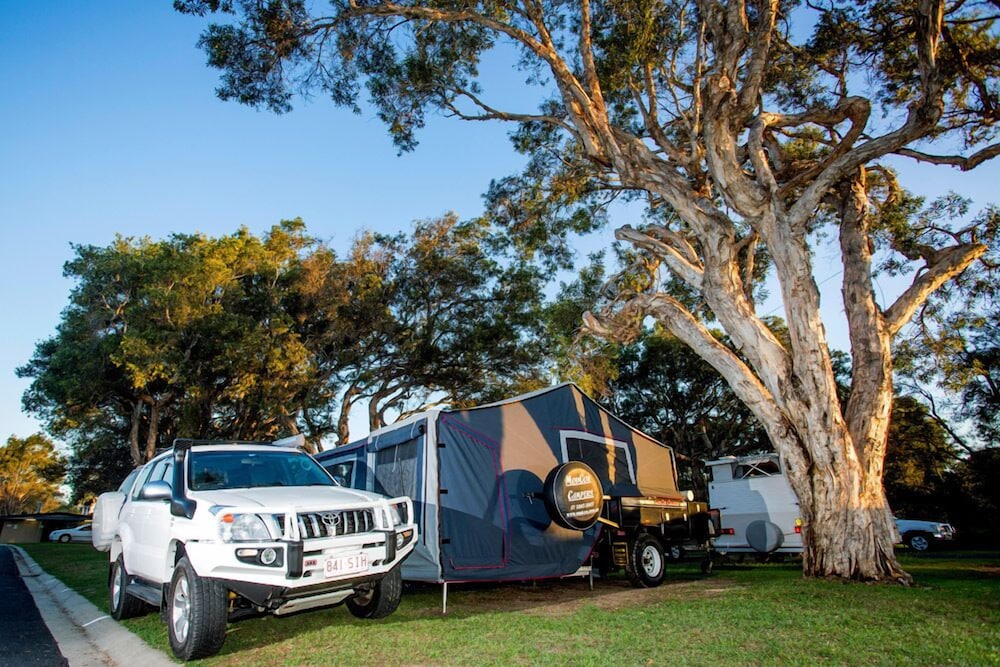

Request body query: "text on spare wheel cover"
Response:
[545, 461, 604, 530]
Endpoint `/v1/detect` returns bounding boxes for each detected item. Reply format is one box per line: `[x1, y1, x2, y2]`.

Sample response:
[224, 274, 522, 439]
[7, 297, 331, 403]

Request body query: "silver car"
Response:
[49, 523, 93, 543]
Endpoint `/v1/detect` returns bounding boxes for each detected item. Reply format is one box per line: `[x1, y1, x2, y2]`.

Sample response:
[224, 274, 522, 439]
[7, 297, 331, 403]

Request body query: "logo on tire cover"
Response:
[320, 512, 341, 528]
[543, 461, 604, 530]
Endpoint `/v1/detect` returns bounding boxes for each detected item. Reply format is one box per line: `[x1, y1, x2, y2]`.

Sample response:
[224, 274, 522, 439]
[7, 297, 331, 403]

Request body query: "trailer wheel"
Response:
[626, 534, 665, 588]
[665, 543, 685, 562]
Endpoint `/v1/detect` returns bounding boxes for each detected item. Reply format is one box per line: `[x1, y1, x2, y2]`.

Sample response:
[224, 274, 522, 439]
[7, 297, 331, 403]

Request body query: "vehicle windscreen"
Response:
[189, 450, 336, 491]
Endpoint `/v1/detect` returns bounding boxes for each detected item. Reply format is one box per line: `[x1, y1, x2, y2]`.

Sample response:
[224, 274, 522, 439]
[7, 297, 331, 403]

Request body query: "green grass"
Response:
[22, 544, 1000, 666]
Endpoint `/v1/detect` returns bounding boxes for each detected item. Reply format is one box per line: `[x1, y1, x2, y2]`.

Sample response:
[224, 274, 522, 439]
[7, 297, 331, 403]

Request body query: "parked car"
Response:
[91, 435, 418, 660]
[49, 523, 93, 543]
[895, 517, 956, 551]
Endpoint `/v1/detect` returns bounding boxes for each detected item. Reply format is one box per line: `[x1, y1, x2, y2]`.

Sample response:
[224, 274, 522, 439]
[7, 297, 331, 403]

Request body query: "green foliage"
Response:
[0, 434, 66, 514]
[945, 447, 1000, 544]
[883, 395, 957, 519]
[893, 201, 1000, 448]
[336, 214, 549, 426]
[19, 217, 549, 495]
[961, 320, 1000, 443]
[19, 221, 325, 467]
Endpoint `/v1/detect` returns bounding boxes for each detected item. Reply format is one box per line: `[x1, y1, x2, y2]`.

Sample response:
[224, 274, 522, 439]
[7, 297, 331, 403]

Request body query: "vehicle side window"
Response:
[131, 464, 155, 500]
[118, 468, 141, 494]
[132, 457, 170, 500]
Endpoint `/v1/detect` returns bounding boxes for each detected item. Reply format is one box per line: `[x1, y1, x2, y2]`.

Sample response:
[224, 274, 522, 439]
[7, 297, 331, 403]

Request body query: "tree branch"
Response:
[895, 143, 1000, 171]
[615, 224, 705, 288]
[884, 242, 988, 336]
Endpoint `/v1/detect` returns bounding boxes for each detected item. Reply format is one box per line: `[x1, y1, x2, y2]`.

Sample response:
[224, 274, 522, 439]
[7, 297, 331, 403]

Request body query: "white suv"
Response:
[92, 437, 417, 660]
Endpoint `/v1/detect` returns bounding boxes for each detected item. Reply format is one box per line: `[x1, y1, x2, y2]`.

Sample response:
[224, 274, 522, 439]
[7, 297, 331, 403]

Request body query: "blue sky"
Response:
[1, 2, 995, 447]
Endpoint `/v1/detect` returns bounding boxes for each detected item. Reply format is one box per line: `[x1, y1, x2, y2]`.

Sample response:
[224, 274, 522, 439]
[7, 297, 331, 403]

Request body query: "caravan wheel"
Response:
[626, 534, 665, 588]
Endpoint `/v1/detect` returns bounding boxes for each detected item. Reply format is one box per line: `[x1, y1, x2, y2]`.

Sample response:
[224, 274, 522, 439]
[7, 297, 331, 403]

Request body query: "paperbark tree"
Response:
[176, 0, 998, 581]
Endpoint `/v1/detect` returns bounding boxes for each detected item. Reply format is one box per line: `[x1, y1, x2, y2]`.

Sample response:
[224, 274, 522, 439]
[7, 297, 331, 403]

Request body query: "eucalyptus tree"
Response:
[0, 434, 66, 515]
[177, 0, 998, 581]
[330, 214, 548, 440]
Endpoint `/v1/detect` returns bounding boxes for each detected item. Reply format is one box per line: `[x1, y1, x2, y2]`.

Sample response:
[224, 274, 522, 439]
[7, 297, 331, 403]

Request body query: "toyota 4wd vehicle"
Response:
[92, 436, 417, 660]
[895, 516, 956, 551]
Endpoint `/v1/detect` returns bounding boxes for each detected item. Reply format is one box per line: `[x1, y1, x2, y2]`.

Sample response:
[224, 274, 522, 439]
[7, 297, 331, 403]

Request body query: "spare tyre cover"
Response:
[91, 491, 126, 552]
[543, 461, 604, 530]
[746, 520, 784, 553]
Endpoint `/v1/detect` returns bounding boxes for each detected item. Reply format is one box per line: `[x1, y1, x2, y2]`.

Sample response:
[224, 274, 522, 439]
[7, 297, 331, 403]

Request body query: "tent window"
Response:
[374, 439, 419, 502]
[559, 430, 636, 489]
[328, 461, 354, 487]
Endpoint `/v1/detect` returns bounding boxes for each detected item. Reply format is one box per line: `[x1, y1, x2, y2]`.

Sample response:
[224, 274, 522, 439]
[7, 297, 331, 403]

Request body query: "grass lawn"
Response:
[22, 544, 1000, 666]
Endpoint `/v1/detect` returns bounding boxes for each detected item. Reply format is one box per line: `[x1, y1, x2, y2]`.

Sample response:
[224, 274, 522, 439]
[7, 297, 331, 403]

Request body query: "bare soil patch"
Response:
[407, 576, 740, 617]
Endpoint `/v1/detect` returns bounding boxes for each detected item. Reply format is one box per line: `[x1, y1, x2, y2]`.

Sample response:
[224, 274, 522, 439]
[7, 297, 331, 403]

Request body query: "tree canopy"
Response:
[0, 434, 65, 515]
[176, 0, 998, 582]
[20, 217, 547, 494]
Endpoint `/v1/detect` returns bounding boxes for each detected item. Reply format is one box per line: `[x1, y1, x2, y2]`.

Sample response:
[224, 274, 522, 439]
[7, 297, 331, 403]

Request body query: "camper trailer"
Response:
[316, 383, 713, 595]
[705, 453, 803, 556]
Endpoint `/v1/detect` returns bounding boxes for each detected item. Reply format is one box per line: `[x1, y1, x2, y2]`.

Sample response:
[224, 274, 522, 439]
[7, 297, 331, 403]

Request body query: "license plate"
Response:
[323, 553, 369, 578]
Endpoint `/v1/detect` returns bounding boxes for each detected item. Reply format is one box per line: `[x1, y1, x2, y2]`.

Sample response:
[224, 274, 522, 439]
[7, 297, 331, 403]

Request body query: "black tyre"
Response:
[167, 556, 228, 661]
[109, 556, 149, 620]
[906, 533, 932, 552]
[700, 557, 714, 575]
[626, 534, 665, 588]
[59, 534, 71, 543]
[346, 566, 403, 619]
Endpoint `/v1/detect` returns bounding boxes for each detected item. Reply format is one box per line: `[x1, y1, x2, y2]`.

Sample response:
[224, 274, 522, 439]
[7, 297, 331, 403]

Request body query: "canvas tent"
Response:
[315, 383, 683, 583]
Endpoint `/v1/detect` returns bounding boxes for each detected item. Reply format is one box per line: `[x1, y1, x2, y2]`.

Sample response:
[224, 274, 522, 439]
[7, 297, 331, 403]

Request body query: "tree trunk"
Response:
[337, 384, 362, 445]
[145, 398, 160, 462]
[790, 431, 910, 582]
[129, 400, 143, 466]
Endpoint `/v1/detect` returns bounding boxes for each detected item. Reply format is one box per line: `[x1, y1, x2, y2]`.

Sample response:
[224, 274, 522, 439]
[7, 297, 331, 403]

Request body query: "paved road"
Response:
[0, 545, 68, 666]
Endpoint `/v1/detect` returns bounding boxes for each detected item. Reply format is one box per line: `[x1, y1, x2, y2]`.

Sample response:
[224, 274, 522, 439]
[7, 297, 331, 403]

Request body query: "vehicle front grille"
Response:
[274, 509, 376, 539]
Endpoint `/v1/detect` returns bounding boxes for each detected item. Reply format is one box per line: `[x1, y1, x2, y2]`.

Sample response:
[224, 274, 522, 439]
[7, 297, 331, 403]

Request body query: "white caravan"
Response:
[705, 454, 804, 556]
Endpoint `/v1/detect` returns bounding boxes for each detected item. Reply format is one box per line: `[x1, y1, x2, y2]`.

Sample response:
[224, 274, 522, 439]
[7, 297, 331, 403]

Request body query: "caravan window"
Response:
[560, 430, 636, 489]
[735, 457, 781, 478]
[373, 439, 419, 502]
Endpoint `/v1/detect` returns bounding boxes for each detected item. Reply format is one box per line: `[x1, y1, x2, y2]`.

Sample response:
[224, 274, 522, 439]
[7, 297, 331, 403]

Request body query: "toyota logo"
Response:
[320, 512, 341, 528]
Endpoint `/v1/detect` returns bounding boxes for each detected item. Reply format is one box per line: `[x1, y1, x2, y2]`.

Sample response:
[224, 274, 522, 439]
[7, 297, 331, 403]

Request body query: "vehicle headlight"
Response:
[388, 501, 408, 527]
[219, 513, 271, 542]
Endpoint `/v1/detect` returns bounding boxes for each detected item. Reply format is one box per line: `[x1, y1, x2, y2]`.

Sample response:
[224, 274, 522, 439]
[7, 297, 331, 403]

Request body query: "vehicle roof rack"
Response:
[172, 434, 306, 449]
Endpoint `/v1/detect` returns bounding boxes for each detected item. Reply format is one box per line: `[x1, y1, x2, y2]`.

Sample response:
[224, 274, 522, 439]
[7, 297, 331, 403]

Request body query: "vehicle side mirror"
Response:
[138, 480, 172, 501]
